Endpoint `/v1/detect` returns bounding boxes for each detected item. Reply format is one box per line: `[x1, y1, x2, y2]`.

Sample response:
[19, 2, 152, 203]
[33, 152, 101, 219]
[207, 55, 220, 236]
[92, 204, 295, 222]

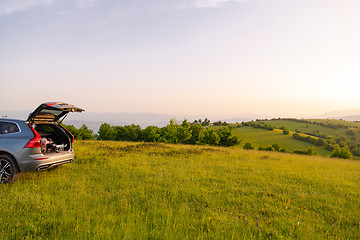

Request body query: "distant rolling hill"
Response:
[317, 109, 360, 121]
[226, 118, 360, 158]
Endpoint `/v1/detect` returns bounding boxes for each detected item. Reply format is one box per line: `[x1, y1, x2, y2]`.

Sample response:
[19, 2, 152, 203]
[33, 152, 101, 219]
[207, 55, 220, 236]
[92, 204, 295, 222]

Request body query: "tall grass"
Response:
[1, 140, 359, 239]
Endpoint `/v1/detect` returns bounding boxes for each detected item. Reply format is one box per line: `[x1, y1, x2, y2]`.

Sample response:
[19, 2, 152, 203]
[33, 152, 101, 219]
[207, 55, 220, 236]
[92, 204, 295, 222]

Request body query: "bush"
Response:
[272, 143, 281, 152]
[331, 146, 352, 159]
[217, 127, 240, 146]
[185, 124, 203, 145]
[282, 128, 290, 135]
[243, 142, 254, 150]
[199, 129, 220, 146]
[292, 147, 317, 155]
[265, 146, 274, 151]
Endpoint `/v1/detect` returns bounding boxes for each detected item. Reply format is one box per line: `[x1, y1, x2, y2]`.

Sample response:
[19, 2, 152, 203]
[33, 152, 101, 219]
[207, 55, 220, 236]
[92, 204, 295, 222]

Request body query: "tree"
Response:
[114, 124, 142, 142]
[201, 118, 210, 126]
[98, 123, 116, 140]
[142, 125, 161, 142]
[185, 124, 203, 145]
[177, 119, 192, 143]
[79, 124, 94, 140]
[63, 124, 80, 139]
[213, 121, 222, 126]
[199, 129, 220, 146]
[217, 127, 240, 146]
[162, 119, 180, 143]
[331, 146, 352, 159]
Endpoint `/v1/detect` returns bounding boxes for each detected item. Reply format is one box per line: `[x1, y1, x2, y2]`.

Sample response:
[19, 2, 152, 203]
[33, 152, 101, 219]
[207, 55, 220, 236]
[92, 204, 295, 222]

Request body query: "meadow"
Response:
[1, 140, 359, 239]
[230, 126, 330, 156]
[266, 119, 360, 141]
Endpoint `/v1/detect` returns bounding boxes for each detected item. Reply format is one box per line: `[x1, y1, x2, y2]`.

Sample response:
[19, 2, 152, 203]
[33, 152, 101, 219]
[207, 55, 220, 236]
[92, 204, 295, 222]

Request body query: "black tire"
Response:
[0, 155, 21, 183]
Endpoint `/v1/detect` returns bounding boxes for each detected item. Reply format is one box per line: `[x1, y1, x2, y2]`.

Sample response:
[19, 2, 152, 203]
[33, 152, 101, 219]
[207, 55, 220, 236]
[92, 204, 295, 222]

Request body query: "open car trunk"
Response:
[34, 123, 73, 154]
[27, 102, 84, 155]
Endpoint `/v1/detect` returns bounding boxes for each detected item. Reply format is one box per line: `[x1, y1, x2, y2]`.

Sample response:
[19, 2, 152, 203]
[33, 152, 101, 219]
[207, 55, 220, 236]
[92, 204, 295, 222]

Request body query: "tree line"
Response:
[64, 119, 240, 147]
[63, 118, 359, 159]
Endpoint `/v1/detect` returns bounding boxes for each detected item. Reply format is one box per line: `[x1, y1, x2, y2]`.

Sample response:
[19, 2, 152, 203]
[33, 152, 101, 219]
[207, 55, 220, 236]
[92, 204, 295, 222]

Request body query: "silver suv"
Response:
[0, 102, 84, 183]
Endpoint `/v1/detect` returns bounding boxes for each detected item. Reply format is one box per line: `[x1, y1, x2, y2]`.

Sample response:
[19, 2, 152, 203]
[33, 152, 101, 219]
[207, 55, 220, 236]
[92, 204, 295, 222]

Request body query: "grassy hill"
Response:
[1, 140, 359, 239]
[230, 126, 331, 156]
[216, 118, 360, 158]
[266, 119, 360, 141]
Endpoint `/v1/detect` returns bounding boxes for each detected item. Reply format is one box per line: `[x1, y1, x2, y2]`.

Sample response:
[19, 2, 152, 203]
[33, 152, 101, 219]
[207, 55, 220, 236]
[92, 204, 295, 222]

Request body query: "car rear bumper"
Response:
[36, 158, 74, 171]
[19, 150, 75, 172]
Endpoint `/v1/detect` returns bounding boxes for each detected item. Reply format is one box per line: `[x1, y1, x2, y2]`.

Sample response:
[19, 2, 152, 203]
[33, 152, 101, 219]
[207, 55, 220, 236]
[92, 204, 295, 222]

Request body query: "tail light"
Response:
[60, 125, 74, 143]
[24, 124, 41, 148]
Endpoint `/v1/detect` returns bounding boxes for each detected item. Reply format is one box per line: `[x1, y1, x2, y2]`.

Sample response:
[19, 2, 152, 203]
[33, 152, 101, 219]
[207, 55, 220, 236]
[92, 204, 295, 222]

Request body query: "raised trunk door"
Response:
[27, 102, 85, 125]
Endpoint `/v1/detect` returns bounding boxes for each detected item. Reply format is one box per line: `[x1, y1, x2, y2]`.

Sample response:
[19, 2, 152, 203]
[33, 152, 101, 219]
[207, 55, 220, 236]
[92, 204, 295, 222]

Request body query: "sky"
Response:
[1, 0, 360, 119]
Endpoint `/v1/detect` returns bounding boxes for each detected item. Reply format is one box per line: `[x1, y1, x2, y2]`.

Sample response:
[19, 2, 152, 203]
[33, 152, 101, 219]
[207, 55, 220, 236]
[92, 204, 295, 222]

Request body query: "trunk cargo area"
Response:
[33, 123, 72, 154]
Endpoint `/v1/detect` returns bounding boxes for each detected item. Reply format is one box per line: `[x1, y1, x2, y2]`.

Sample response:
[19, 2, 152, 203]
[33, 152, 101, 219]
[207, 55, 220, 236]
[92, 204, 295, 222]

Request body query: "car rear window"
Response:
[0, 122, 20, 134]
[34, 124, 57, 133]
[39, 109, 64, 117]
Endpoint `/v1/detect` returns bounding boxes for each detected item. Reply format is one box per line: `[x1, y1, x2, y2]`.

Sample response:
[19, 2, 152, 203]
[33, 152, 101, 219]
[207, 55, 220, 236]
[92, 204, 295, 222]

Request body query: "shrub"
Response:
[185, 124, 203, 145]
[199, 129, 220, 146]
[217, 127, 240, 146]
[331, 146, 352, 159]
[272, 143, 281, 152]
[243, 142, 254, 150]
[282, 128, 290, 135]
[292, 147, 316, 155]
[265, 146, 274, 151]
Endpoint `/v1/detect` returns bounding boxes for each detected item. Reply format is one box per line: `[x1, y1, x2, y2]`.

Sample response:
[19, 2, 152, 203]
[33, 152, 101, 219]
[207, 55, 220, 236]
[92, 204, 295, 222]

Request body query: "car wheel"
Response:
[0, 155, 21, 183]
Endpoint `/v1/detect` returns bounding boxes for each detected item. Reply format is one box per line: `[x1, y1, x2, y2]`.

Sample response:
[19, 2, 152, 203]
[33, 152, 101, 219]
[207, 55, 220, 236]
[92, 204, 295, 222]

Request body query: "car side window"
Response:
[0, 122, 20, 134]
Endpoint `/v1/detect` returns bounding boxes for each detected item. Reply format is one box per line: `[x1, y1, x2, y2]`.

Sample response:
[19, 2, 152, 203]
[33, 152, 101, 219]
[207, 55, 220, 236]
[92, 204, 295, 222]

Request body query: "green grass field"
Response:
[266, 119, 360, 140]
[230, 126, 330, 156]
[1, 140, 359, 239]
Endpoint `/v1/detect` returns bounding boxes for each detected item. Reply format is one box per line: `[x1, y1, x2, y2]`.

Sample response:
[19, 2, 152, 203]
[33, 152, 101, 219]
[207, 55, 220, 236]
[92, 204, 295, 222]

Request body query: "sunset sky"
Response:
[1, 0, 359, 118]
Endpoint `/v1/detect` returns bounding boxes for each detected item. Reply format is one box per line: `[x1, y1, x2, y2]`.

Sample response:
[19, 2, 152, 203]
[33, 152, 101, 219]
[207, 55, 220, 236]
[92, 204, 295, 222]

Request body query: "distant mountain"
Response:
[222, 114, 274, 123]
[332, 115, 360, 121]
[63, 112, 178, 132]
[0, 111, 29, 120]
[317, 109, 360, 121]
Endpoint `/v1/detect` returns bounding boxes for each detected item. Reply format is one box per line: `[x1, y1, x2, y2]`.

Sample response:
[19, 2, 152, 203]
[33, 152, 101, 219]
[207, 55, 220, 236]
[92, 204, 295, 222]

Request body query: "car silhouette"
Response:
[0, 102, 84, 183]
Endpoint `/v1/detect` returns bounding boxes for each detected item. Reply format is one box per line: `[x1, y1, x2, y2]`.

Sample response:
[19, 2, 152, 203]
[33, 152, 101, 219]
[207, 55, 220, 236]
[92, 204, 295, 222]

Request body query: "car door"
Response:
[0, 120, 27, 154]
